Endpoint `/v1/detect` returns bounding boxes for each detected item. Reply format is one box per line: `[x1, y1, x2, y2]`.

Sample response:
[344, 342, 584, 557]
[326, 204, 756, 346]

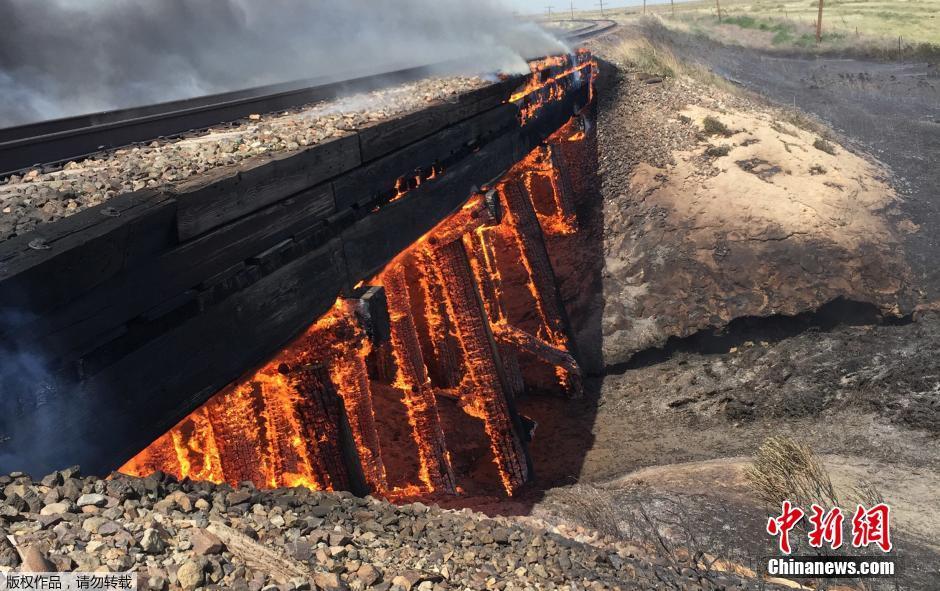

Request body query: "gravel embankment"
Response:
[0, 469, 775, 590]
[0, 76, 487, 242]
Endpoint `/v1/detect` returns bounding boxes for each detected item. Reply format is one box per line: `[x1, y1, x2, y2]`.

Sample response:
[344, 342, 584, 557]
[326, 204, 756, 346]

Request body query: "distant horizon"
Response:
[508, 0, 695, 16]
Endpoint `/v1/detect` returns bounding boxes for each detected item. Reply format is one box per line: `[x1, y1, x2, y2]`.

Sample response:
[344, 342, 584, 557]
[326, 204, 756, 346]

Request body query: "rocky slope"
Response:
[0, 469, 780, 590]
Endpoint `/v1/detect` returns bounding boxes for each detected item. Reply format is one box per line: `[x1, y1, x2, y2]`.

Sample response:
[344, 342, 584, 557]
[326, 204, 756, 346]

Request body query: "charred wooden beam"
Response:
[491, 323, 583, 397]
[284, 361, 355, 493]
[424, 193, 500, 248]
[203, 384, 268, 486]
[346, 285, 391, 345]
[463, 230, 506, 326]
[549, 145, 578, 227]
[305, 303, 388, 494]
[383, 266, 457, 494]
[500, 180, 580, 369]
[428, 238, 531, 495]
[414, 250, 465, 389]
[498, 342, 526, 398]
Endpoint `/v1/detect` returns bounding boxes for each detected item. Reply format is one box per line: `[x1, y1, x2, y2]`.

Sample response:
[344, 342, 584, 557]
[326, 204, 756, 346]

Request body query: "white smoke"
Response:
[0, 0, 568, 127]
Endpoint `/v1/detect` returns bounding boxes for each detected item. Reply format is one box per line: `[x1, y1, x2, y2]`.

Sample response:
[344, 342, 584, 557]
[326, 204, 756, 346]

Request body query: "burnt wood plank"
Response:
[22, 184, 335, 363]
[333, 104, 518, 212]
[341, 131, 518, 284]
[8, 238, 347, 476]
[357, 76, 522, 162]
[0, 190, 176, 333]
[175, 133, 360, 241]
[514, 77, 591, 160]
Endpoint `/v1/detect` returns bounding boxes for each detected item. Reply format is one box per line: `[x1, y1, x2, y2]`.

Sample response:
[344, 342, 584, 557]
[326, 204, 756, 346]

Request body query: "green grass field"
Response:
[569, 0, 940, 56]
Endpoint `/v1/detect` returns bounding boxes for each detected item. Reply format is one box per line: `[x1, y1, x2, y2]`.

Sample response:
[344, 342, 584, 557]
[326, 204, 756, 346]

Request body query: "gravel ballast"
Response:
[0, 75, 488, 243]
[0, 469, 777, 590]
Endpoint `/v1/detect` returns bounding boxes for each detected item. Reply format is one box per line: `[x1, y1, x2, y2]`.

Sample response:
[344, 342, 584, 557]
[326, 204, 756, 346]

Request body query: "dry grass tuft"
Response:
[549, 484, 624, 539]
[744, 435, 839, 509]
[813, 137, 838, 155]
[703, 116, 733, 137]
[612, 36, 681, 79]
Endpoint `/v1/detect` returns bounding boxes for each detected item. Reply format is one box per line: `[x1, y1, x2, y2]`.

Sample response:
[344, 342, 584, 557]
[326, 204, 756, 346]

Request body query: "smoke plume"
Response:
[0, 0, 567, 127]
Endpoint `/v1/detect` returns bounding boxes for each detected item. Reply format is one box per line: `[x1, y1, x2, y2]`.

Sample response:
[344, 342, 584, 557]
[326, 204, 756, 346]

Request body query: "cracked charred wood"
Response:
[414, 250, 465, 389]
[500, 180, 580, 368]
[428, 238, 531, 495]
[425, 193, 501, 247]
[498, 342, 527, 398]
[463, 230, 506, 325]
[284, 361, 353, 492]
[307, 305, 388, 494]
[203, 384, 269, 486]
[383, 265, 457, 494]
[549, 144, 578, 225]
[491, 323, 583, 398]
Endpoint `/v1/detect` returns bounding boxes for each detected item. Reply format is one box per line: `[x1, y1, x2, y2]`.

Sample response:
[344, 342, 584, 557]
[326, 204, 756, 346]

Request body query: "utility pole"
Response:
[815, 0, 824, 42]
[596, 0, 606, 18]
[570, 0, 575, 20]
[716, 0, 722, 23]
[643, 0, 646, 14]
[546, 5, 553, 19]
[671, 0, 675, 17]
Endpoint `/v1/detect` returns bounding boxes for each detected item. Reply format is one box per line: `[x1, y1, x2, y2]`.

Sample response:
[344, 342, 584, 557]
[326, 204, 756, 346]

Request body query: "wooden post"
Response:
[816, 0, 824, 43]
[716, 0, 722, 23]
[384, 266, 457, 494]
[428, 238, 532, 495]
[501, 181, 580, 364]
[288, 362, 355, 492]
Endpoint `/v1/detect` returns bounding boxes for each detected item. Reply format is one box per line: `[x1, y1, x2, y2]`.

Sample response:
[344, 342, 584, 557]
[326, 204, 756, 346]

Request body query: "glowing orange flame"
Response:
[510, 51, 596, 125]
[121, 54, 595, 500]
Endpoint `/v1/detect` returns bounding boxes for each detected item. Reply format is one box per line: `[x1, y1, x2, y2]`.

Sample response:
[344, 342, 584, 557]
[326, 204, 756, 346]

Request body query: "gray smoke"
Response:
[0, 0, 567, 127]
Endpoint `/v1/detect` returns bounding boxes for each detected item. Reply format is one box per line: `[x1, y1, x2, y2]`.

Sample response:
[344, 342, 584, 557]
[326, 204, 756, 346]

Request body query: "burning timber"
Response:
[0, 51, 596, 494]
[122, 122, 591, 497]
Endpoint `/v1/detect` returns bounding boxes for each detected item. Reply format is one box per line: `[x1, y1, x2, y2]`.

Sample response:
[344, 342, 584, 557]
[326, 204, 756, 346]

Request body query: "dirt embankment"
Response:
[498, 26, 940, 591]
[587, 41, 916, 366]
[638, 20, 940, 304]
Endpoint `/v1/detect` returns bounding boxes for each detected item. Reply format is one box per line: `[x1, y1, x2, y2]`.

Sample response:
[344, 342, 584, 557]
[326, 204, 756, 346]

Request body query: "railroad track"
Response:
[561, 19, 618, 41]
[0, 23, 614, 176]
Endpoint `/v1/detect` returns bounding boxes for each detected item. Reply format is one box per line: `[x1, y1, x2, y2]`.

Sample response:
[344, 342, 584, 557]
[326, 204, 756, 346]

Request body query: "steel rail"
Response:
[0, 23, 613, 176]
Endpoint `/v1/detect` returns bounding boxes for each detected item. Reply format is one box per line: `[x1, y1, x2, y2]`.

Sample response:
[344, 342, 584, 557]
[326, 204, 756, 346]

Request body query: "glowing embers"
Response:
[122, 131, 589, 498]
[391, 164, 444, 203]
[510, 50, 596, 125]
[515, 129, 583, 238]
[383, 265, 457, 494]
[121, 300, 381, 494]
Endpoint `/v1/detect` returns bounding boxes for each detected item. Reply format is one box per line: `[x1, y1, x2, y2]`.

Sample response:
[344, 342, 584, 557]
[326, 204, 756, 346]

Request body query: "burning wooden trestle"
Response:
[121, 120, 588, 498]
